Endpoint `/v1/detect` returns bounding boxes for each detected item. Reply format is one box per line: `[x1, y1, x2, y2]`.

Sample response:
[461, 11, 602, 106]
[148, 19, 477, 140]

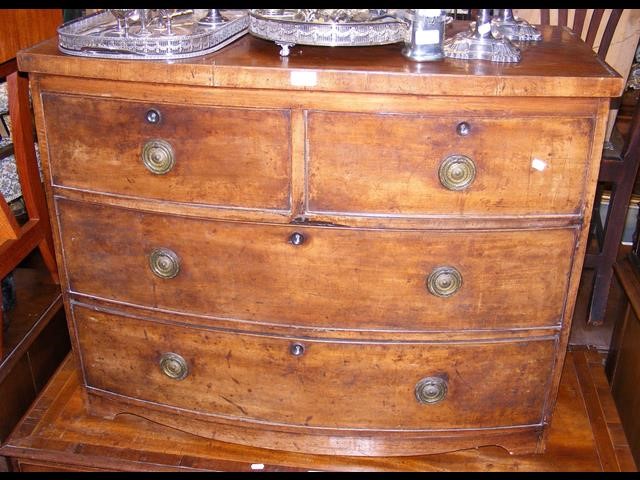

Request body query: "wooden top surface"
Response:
[17, 23, 623, 98]
[1, 349, 635, 472]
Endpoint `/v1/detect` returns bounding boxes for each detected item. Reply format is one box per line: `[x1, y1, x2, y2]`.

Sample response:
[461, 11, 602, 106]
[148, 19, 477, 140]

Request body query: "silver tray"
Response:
[248, 9, 408, 56]
[57, 10, 249, 60]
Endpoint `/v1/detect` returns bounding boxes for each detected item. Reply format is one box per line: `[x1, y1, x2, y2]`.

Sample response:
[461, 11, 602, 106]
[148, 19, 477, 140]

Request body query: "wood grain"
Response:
[57, 199, 577, 331]
[41, 93, 292, 212]
[0, 351, 635, 471]
[609, 258, 640, 466]
[17, 25, 624, 97]
[74, 305, 556, 432]
[19, 22, 622, 458]
[307, 111, 594, 216]
[0, 10, 61, 64]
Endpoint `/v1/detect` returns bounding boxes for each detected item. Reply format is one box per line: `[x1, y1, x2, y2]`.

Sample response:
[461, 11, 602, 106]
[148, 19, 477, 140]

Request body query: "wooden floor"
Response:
[0, 348, 635, 472]
[0, 254, 68, 456]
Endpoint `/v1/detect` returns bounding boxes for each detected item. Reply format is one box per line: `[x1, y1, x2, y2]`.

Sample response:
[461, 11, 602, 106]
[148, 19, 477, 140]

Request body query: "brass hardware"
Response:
[141, 139, 175, 174]
[456, 121, 471, 136]
[438, 154, 476, 191]
[415, 376, 448, 404]
[289, 232, 305, 246]
[149, 247, 180, 279]
[145, 108, 161, 124]
[427, 266, 462, 297]
[159, 352, 189, 380]
[290, 342, 305, 356]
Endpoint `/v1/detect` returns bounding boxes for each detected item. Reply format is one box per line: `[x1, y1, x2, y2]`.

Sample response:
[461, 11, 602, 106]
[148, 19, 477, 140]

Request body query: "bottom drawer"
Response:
[74, 303, 557, 432]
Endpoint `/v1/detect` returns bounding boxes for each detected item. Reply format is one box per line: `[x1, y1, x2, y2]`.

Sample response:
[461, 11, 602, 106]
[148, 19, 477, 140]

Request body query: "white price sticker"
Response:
[290, 70, 317, 87]
[531, 158, 548, 171]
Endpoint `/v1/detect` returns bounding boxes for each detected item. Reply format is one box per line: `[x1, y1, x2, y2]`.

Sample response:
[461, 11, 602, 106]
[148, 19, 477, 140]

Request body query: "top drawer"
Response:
[307, 111, 593, 217]
[41, 93, 292, 211]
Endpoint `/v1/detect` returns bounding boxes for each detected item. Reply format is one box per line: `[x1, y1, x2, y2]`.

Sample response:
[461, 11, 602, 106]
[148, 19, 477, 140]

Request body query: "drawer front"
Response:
[74, 305, 556, 430]
[58, 199, 575, 331]
[41, 93, 291, 210]
[307, 111, 593, 216]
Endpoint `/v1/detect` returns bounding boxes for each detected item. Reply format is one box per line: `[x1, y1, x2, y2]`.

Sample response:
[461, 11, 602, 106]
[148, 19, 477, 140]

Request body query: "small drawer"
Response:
[74, 304, 556, 431]
[58, 199, 576, 331]
[307, 111, 593, 216]
[41, 93, 291, 211]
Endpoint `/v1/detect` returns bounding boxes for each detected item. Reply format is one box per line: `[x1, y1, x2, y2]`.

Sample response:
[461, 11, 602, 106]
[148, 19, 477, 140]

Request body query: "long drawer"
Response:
[41, 93, 292, 211]
[74, 304, 556, 431]
[307, 111, 593, 216]
[57, 199, 576, 331]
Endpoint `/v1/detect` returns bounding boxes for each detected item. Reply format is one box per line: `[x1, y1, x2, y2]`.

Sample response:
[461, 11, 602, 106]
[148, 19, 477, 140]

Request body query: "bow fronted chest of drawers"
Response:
[17, 25, 623, 456]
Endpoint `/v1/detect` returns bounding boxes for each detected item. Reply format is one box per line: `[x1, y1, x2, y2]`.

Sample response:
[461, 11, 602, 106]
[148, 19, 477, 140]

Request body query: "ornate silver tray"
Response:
[248, 9, 408, 56]
[57, 10, 249, 60]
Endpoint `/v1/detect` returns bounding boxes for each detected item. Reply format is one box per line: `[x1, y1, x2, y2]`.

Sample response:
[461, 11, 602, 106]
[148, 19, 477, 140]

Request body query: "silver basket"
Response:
[57, 10, 249, 60]
[248, 9, 408, 56]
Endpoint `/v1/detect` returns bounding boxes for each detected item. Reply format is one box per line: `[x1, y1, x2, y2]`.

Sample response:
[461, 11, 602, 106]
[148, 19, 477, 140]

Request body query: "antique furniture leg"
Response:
[4, 70, 59, 285]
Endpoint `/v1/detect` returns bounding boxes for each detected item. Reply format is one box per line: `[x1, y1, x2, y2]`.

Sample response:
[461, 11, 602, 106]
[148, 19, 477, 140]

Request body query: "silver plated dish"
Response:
[57, 9, 249, 60]
[248, 9, 408, 56]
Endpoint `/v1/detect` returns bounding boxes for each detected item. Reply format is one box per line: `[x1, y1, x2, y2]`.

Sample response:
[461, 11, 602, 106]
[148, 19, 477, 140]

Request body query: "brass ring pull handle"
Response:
[159, 352, 189, 380]
[426, 266, 462, 297]
[438, 154, 476, 191]
[142, 139, 175, 175]
[415, 376, 448, 404]
[149, 247, 180, 279]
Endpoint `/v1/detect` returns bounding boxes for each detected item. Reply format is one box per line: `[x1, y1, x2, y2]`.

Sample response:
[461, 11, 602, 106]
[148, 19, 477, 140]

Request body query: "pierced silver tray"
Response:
[57, 10, 249, 60]
[248, 9, 408, 56]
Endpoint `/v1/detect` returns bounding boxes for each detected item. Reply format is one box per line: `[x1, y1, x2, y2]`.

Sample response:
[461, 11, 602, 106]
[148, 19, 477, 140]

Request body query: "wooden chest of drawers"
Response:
[18, 25, 622, 456]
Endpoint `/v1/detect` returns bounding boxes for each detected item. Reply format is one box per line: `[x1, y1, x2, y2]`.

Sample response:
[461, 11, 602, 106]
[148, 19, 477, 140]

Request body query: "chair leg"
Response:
[588, 173, 639, 325]
[7, 70, 59, 284]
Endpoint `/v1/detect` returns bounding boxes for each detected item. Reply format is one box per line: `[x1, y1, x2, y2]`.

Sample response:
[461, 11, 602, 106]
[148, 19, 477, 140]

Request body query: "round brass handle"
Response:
[426, 266, 462, 297]
[159, 352, 189, 380]
[456, 121, 471, 136]
[289, 232, 305, 246]
[415, 376, 448, 404]
[145, 108, 161, 124]
[149, 247, 180, 279]
[438, 154, 476, 191]
[141, 139, 175, 175]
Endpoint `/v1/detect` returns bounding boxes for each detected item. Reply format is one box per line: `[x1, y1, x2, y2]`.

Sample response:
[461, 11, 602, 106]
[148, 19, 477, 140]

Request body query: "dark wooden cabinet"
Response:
[11, 23, 623, 457]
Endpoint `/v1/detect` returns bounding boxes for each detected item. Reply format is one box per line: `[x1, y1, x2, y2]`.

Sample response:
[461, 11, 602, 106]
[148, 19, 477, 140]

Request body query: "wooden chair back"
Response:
[539, 9, 623, 61]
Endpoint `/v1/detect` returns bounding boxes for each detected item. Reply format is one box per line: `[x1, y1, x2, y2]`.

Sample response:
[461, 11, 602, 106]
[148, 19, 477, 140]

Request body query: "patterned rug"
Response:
[0, 81, 43, 203]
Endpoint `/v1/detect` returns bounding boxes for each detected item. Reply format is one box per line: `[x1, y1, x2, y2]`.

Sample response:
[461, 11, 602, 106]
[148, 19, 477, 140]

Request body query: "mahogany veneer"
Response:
[16, 24, 623, 456]
[0, 351, 635, 471]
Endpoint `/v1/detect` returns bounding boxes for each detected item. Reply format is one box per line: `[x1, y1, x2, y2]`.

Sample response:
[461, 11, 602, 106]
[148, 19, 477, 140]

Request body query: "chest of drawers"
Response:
[18, 26, 622, 456]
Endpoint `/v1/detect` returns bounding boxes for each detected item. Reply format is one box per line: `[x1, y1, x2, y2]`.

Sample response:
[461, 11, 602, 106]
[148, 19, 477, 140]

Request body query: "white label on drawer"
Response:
[251, 464, 265, 470]
[290, 70, 318, 87]
[478, 22, 492, 35]
[531, 158, 548, 171]
[415, 29, 440, 45]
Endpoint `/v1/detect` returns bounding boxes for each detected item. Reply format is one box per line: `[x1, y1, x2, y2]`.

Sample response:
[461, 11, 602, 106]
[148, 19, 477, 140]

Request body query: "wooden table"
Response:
[0, 349, 635, 472]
